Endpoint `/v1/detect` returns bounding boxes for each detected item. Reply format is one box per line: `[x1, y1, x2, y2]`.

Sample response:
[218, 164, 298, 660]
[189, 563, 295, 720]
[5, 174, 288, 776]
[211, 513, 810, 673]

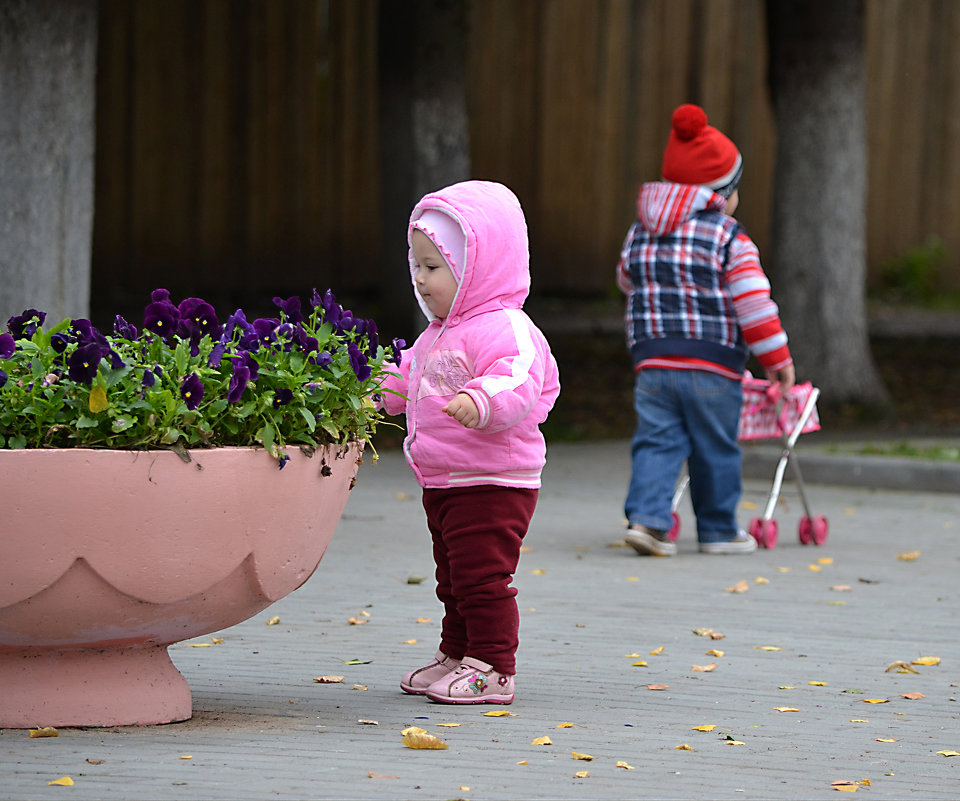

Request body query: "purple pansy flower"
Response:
[50, 333, 70, 354]
[272, 388, 293, 408]
[312, 351, 333, 369]
[113, 315, 139, 340]
[180, 373, 204, 411]
[320, 289, 342, 326]
[0, 333, 15, 359]
[143, 298, 179, 340]
[7, 309, 46, 339]
[178, 297, 221, 342]
[141, 369, 157, 388]
[227, 364, 250, 403]
[68, 343, 108, 384]
[0, 369, 7, 389]
[389, 337, 405, 366]
[347, 342, 371, 381]
[273, 295, 303, 324]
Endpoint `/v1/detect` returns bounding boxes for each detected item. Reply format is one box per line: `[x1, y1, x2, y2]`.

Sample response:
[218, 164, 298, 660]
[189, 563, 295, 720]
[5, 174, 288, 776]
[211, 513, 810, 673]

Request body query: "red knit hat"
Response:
[661, 104, 742, 198]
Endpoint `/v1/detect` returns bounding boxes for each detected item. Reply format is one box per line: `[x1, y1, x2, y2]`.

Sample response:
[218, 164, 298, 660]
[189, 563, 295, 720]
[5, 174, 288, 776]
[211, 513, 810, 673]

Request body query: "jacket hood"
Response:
[408, 180, 530, 323]
[636, 181, 728, 236]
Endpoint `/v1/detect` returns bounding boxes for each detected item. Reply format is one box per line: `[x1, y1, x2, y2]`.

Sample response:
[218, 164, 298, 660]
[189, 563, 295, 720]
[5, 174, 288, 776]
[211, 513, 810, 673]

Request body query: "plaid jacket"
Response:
[617, 182, 791, 375]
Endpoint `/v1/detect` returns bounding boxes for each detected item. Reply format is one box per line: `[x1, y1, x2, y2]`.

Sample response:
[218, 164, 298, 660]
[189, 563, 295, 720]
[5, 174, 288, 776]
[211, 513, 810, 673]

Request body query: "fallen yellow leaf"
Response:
[571, 752, 594, 761]
[808, 564, 822, 572]
[756, 646, 781, 651]
[347, 617, 366, 625]
[901, 692, 926, 700]
[626, 576, 639, 581]
[555, 722, 574, 728]
[314, 675, 344, 683]
[436, 722, 461, 727]
[779, 686, 796, 690]
[459, 787, 470, 792]
[179, 755, 192, 760]
[401, 726, 427, 736]
[189, 642, 212, 648]
[516, 760, 528, 765]
[885, 660, 919, 674]
[624, 652, 642, 657]
[863, 698, 889, 704]
[876, 738, 896, 743]
[616, 761, 635, 769]
[573, 770, 590, 778]
[691, 663, 717, 672]
[726, 740, 746, 745]
[937, 750, 960, 757]
[832, 784, 858, 792]
[632, 660, 648, 667]
[402, 639, 417, 645]
[368, 771, 399, 779]
[266, 616, 280, 625]
[647, 684, 669, 690]
[831, 585, 852, 592]
[416, 617, 431, 623]
[211, 637, 223, 644]
[809, 681, 828, 686]
[897, 551, 921, 561]
[28, 727, 58, 738]
[850, 719, 870, 723]
[724, 580, 749, 593]
[483, 710, 514, 717]
[401, 731, 449, 750]
[755, 576, 770, 584]
[48, 777, 74, 787]
[351, 684, 368, 691]
[774, 707, 799, 712]
[692, 725, 716, 732]
[912, 656, 940, 666]
[776, 566, 791, 572]
[706, 649, 724, 657]
[530, 569, 546, 575]
[675, 744, 694, 751]
[650, 645, 665, 655]
[531, 736, 553, 746]
[818, 557, 834, 565]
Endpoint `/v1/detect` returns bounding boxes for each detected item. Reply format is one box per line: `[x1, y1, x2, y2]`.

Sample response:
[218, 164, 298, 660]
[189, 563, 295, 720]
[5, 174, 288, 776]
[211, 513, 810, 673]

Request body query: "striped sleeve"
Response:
[725, 233, 793, 370]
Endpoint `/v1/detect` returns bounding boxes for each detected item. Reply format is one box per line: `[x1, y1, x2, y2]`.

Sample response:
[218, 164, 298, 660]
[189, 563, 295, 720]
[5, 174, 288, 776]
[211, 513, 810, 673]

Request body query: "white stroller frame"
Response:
[669, 379, 827, 549]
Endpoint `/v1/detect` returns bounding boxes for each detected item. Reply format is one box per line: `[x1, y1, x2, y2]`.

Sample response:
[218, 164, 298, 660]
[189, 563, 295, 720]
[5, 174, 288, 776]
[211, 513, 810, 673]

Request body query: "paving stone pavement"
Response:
[3, 439, 960, 801]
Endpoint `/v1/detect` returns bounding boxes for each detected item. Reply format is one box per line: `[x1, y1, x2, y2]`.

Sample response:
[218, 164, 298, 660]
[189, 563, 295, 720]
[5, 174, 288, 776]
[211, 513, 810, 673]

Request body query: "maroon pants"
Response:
[422, 485, 539, 675]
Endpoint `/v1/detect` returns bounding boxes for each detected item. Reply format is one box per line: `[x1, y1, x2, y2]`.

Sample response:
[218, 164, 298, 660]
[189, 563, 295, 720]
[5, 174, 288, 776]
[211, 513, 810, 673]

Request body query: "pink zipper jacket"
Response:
[379, 181, 560, 489]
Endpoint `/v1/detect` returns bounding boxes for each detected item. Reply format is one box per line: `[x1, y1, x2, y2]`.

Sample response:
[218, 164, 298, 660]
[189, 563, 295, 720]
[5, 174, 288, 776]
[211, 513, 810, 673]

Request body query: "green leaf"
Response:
[299, 406, 316, 433]
[76, 415, 100, 429]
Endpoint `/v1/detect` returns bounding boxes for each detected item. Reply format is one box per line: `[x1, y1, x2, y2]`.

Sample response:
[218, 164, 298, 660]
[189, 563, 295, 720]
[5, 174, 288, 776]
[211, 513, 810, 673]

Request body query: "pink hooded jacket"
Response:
[379, 181, 560, 489]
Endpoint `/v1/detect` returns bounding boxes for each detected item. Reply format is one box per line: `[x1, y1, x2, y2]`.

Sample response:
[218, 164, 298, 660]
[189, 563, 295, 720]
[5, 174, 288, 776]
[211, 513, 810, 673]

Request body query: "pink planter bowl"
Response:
[0, 444, 361, 727]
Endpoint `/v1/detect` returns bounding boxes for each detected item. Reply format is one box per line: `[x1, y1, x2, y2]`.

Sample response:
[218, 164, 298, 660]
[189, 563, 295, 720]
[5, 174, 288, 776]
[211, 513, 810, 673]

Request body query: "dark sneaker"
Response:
[625, 525, 677, 557]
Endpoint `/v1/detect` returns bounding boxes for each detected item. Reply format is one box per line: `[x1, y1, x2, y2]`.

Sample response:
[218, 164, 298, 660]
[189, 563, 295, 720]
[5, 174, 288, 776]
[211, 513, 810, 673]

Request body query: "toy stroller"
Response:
[668, 373, 828, 549]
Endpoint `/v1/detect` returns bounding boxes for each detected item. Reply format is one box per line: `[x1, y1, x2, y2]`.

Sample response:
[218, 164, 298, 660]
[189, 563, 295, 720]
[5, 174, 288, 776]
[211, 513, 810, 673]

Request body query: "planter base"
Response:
[0, 645, 191, 728]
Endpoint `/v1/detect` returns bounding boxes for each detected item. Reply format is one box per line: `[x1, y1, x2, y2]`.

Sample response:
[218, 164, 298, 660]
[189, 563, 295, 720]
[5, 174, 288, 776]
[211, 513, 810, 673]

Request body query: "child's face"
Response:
[411, 228, 459, 319]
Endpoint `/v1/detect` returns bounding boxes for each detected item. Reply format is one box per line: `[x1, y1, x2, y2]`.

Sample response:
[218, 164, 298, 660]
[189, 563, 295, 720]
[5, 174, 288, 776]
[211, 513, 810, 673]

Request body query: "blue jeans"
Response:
[624, 369, 743, 543]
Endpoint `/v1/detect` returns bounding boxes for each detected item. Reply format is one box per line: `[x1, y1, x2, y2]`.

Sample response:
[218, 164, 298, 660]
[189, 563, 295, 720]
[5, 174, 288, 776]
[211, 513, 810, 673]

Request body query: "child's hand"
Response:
[765, 363, 796, 393]
[442, 392, 481, 428]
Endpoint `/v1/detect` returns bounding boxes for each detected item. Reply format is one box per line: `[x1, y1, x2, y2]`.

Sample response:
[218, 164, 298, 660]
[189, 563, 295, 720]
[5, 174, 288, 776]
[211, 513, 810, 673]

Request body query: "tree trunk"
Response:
[378, 0, 469, 343]
[0, 0, 97, 327]
[766, 0, 889, 406]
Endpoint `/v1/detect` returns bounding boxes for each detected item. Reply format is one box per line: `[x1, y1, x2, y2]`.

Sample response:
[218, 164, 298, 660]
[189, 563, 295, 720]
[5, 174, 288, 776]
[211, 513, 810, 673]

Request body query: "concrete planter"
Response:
[0, 444, 361, 728]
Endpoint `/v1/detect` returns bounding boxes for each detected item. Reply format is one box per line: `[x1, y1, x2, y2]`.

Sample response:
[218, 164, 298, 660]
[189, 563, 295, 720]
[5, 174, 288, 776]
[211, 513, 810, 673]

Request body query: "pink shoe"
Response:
[425, 656, 515, 704]
[400, 650, 461, 695]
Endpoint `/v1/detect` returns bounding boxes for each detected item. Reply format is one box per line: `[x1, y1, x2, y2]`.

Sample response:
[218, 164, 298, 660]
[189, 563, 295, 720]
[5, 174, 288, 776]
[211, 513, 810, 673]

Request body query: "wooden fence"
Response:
[91, 0, 960, 325]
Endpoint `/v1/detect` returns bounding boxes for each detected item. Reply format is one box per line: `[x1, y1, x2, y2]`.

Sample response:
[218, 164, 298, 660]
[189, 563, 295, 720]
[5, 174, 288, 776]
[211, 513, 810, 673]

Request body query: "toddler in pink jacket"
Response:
[379, 180, 560, 704]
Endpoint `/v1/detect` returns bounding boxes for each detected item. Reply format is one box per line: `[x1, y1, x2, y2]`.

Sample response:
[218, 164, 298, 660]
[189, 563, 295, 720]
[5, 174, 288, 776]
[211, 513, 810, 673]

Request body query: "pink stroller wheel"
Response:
[799, 515, 829, 546]
[749, 517, 778, 549]
[668, 511, 681, 541]
[798, 516, 814, 545]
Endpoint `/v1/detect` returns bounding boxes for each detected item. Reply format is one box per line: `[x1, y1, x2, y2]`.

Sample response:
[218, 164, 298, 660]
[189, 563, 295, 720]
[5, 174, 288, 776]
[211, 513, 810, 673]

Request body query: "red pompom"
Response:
[671, 104, 707, 141]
